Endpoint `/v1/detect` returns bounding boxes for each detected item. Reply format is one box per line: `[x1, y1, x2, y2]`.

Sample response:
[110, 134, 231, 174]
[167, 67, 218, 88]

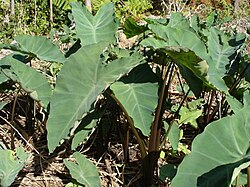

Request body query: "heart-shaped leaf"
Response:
[72, 107, 105, 150]
[141, 13, 245, 94]
[14, 35, 66, 63]
[111, 64, 158, 136]
[0, 147, 30, 187]
[46, 42, 144, 152]
[167, 121, 181, 150]
[0, 74, 8, 84]
[64, 152, 100, 187]
[0, 54, 52, 108]
[71, 2, 118, 46]
[0, 101, 8, 110]
[141, 39, 209, 97]
[147, 13, 208, 60]
[179, 107, 202, 128]
[171, 106, 250, 187]
[206, 28, 245, 93]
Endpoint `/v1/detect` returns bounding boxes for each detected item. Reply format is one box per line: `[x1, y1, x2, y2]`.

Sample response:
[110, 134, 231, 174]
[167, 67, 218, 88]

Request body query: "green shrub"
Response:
[0, 0, 70, 42]
[92, 0, 152, 22]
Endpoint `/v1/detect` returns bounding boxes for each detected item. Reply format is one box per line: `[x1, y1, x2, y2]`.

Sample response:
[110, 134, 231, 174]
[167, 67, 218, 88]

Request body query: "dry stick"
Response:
[34, 0, 37, 25]
[85, 0, 92, 12]
[17, 175, 44, 187]
[0, 116, 40, 155]
[205, 90, 215, 125]
[39, 156, 49, 187]
[216, 92, 222, 119]
[49, 0, 53, 29]
[2, 113, 70, 182]
[10, 89, 19, 149]
[208, 96, 227, 122]
[105, 158, 116, 186]
[113, 163, 122, 182]
[176, 70, 185, 94]
[0, 121, 11, 149]
[10, 0, 15, 15]
[99, 170, 123, 185]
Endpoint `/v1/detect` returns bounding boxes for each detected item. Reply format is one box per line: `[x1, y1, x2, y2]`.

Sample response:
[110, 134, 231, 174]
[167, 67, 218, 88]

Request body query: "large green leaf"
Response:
[140, 14, 211, 96]
[71, 2, 118, 46]
[14, 35, 66, 63]
[46, 42, 143, 152]
[140, 38, 168, 49]
[0, 54, 52, 108]
[166, 49, 211, 94]
[226, 95, 243, 112]
[171, 106, 250, 187]
[64, 152, 100, 187]
[160, 164, 177, 182]
[167, 121, 181, 150]
[147, 13, 208, 60]
[124, 17, 148, 38]
[167, 49, 208, 81]
[0, 72, 8, 84]
[206, 28, 241, 93]
[141, 13, 246, 94]
[0, 101, 8, 110]
[226, 92, 250, 114]
[0, 147, 30, 187]
[140, 39, 209, 96]
[177, 63, 204, 97]
[179, 107, 202, 128]
[111, 64, 158, 136]
[72, 107, 105, 150]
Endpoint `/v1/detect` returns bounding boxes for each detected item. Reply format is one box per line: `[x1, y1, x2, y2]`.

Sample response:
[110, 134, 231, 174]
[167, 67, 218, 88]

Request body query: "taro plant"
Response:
[0, 147, 31, 187]
[0, 1, 249, 187]
[0, 2, 145, 186]
[137, 12, 249, 186]
[171, 93, 250, 187]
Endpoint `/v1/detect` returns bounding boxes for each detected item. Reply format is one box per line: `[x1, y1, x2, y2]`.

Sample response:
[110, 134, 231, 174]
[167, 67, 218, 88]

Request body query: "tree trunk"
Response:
[234, 0, 240, 13]
[85, 0, 92, 12]
[10, 0, 15, 15]
[50, 0, 53, 29]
